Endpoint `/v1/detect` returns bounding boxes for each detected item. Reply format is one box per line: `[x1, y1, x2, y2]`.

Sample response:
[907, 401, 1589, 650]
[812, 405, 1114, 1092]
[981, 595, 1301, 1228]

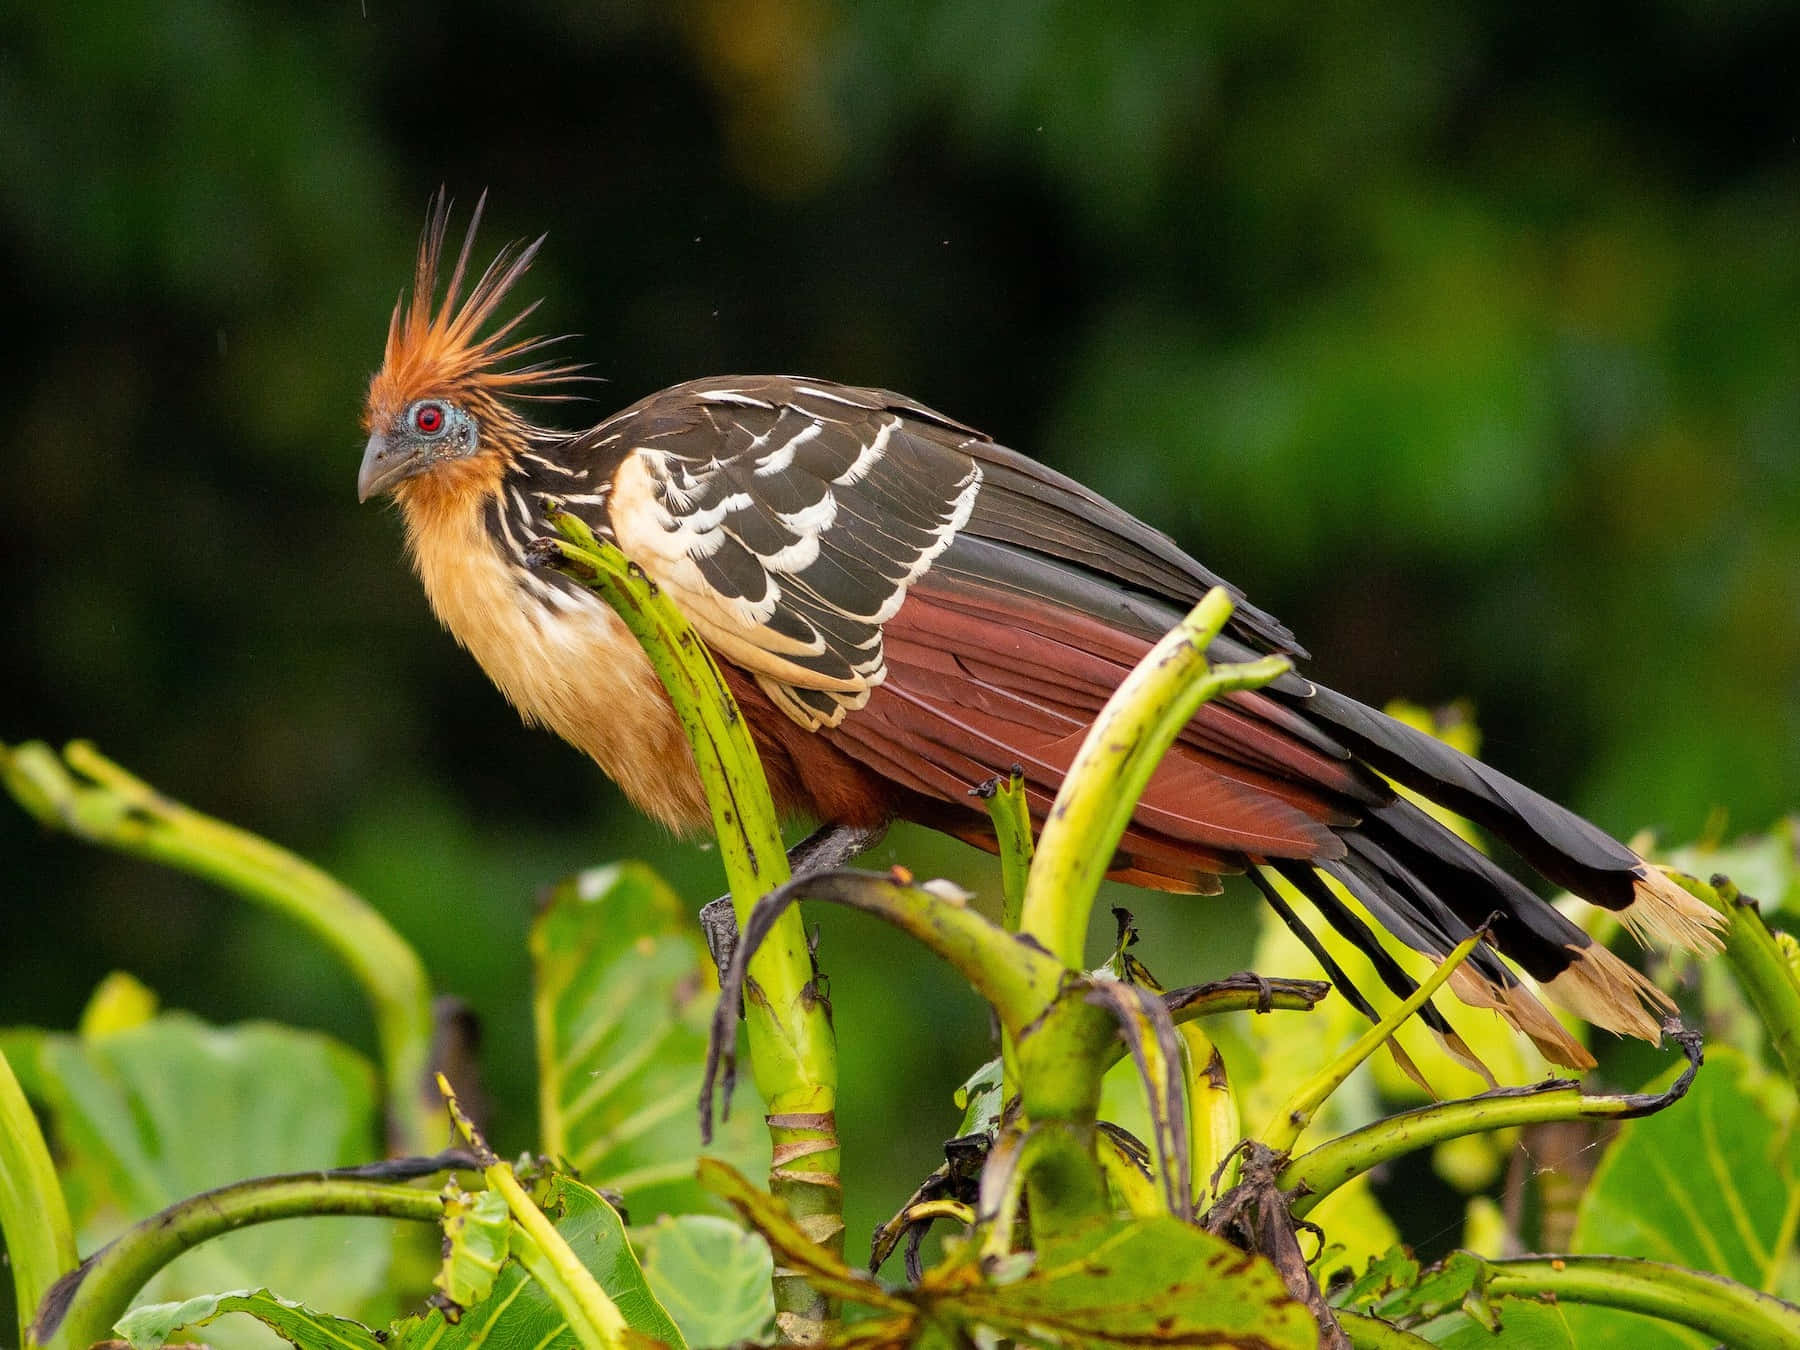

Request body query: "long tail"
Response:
[831, 525, 1725, 1070]
[1256, 677, 1723, 1069]
[1297, 683, 1721, 948]
[899, 435, 1726, 1067]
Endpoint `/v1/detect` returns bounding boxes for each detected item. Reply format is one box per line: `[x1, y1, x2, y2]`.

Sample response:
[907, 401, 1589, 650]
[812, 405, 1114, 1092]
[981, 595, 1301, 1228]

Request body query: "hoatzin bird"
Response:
[359, 198, 1720, 1072]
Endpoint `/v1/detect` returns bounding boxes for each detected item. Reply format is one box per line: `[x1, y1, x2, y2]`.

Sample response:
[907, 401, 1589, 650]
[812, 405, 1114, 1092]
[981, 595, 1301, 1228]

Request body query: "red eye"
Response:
[413, 403, 445, 435]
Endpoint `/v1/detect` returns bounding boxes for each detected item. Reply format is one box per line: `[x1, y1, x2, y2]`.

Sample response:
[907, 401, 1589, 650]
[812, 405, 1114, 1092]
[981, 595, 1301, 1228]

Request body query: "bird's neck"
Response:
[391, 449, 708, 831]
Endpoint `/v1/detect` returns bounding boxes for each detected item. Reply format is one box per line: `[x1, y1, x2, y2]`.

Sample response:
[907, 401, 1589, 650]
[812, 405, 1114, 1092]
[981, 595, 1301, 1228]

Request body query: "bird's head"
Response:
[359, 194, 578, 504]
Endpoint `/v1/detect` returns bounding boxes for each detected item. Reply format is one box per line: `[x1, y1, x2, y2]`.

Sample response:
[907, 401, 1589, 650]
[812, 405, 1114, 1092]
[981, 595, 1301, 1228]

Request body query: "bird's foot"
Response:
[699, 821, 888, 985]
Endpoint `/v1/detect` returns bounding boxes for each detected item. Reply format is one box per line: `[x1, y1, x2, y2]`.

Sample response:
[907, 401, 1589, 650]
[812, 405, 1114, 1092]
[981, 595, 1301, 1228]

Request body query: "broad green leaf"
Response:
[1419, 1297, 1578, 1348]
[394, 1174, 687, 1350]
[117, 1289, 385, 1350]
[632, 1215, 773, 1348]
[1574, 1047, 1798, 1283]
[538, 1175, 685, 1347]
[923, 1215, 1317, 1349]
[5, 1004, 390, 1350]
[435, 1185, 511, 1310]
[533, 863, 766, 1218]
[1559, 1046, 1797, 1347]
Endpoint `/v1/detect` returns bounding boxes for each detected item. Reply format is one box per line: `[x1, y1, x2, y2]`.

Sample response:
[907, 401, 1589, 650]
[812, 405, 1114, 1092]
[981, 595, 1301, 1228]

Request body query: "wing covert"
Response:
[608, 381, 984, 729]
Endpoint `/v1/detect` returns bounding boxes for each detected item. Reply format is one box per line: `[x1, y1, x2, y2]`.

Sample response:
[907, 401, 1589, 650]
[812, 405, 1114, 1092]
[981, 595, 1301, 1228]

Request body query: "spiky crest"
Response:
[365, 190, 584, 441]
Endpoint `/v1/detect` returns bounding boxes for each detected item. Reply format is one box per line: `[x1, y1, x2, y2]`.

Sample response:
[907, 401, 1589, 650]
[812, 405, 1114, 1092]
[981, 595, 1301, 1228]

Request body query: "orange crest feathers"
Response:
[367, 191, 583, 428]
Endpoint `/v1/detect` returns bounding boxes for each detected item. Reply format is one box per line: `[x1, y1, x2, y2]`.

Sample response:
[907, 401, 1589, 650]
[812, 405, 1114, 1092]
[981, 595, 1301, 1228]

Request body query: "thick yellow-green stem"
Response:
[977, 770, 1034, 1106]
[976, 769, 1034, 934]
[0, 740, 436, 1157]
[997, 589, 1288, 1231]
[1281, 1027, 1701, 1217]
[1018, 588, 1290, 968]
[536, 514, 840, 1340]
[1010, 992, 1117, 1229]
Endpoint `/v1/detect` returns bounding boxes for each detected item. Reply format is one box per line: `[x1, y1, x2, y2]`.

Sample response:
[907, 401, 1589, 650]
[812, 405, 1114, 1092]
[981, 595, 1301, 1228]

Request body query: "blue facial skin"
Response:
[357, 399, 479, 500]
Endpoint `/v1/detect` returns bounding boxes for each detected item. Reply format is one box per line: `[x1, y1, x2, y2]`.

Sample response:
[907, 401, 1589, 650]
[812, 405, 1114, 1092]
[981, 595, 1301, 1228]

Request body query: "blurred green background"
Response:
[2, 0, 1796, 1265]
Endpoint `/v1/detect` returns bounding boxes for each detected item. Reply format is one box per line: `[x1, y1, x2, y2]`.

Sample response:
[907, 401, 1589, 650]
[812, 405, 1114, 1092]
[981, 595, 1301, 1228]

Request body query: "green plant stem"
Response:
[495, 1173, 626, 1350]
[976, 770, 1034, 1109]
[1260, 928, 1484, 1157]
[1016, 1114, 1112, 1227]
[1011, 998, 1118, 1226]
[718, 871, 1064, 1042]
[1165, 976, 1333, 1022]
[1017, 588, 1289, 969]
[1485, 1256, 1800, 1349]
[1, 740, 436, 1156]
[538, 516, 839, 1339]
[1700, 873, 1800, 1088]
[0, 1044, 76, 1350]
[1281, 1037, 1700, 1218]
[1284, 1088, 1621, 1219]
[986, 589, 1286, 1233]
[704, 862, 1120, 1232]
[976, 769, 1034, 933]
[36, 1172, 448, 1350]
[1336, 1311, 1438, 1349]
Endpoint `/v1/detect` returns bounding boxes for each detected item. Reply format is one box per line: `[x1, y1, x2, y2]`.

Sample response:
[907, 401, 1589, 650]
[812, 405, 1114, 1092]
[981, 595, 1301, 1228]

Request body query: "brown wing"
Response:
[828, 559, 1371, 882]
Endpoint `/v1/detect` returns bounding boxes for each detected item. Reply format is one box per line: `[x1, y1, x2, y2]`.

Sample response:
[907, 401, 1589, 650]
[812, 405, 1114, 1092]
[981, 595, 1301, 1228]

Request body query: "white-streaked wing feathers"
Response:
[608, 386, 983, 729]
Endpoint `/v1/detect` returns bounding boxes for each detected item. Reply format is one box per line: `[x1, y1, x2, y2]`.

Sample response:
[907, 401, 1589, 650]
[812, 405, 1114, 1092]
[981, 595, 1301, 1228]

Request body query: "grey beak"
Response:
[357, 432, 420, 501]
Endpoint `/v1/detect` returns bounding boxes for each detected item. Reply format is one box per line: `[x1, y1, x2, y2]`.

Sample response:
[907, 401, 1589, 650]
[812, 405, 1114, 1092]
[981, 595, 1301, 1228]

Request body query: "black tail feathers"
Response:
[1253, 683, 1721, 1069]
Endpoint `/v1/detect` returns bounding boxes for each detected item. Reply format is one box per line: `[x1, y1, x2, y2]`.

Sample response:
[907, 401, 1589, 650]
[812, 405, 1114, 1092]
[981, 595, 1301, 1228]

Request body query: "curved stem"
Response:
[36, 1167, 453, 1350]
[1163, 974, 1333, 1024]
[1, 740, 436, 1156]
[1282, 1026, 1702, 1216]
[702, 868, 1067, 1132]
[1485, 1255, 1800, 1349]
[1017, 589, 1288, 969]
[0, 1044, 76, 1349]
[728, 871, 1060, 1034]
